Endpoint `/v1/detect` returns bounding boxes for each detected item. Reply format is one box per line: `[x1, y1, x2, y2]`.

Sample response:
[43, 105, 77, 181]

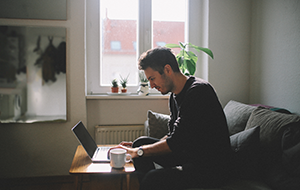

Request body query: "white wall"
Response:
[250, 0, 300, 114]
[0, 0, 86, 178]
[208, 0, 252, 106]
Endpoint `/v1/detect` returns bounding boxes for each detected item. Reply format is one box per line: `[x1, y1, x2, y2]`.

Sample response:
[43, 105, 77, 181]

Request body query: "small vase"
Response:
[121, 88, 127, 93]
[137, 82, 149, 96]
[111, 87, 119, 93]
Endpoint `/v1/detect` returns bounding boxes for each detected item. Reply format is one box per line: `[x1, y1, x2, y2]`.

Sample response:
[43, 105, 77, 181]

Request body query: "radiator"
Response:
[95, 125, 145, 144]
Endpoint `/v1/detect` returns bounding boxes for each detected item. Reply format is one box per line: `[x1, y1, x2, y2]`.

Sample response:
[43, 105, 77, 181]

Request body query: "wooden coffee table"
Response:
[69, 145, 136, 190]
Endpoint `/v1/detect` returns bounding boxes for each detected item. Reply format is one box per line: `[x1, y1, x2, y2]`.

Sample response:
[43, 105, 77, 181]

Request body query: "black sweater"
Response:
[166, 76, 232, 177]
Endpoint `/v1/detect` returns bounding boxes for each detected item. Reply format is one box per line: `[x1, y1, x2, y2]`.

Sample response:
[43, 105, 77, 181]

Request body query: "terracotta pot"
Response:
[121, 88, 127, 93]
[111, 87, 119, 93]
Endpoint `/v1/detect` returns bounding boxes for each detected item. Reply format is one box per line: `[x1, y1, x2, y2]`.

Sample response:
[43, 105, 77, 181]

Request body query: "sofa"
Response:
[144, 100, 300, 190]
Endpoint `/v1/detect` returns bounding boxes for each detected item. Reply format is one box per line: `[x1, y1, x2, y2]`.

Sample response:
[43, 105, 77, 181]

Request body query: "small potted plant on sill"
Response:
[137, 71, 149, 96]
[111, 79, 119, 93]
[120, 74, 129, 93]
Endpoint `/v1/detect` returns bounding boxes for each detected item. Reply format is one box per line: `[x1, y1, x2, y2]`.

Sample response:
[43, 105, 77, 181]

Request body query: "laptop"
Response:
[71, 121, 111, 163]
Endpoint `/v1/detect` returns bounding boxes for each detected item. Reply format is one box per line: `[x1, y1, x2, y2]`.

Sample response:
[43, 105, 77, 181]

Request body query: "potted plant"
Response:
[165, 42, 214, 76]
[137, 71, 149, 96]
[139, 71, 148, 83]
[120, 74, 129, 93]
[111, 79, 119, 93]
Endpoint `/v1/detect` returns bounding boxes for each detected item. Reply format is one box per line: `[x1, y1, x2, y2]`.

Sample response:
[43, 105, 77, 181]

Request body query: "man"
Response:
[112, 47, 233, 190]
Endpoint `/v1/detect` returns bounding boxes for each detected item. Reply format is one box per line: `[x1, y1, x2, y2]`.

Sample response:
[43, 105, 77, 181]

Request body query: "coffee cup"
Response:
[110, 148, 131, 168]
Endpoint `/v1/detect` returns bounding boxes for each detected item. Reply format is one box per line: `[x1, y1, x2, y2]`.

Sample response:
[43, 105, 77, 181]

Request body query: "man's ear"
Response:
[164, 64, 173, 75]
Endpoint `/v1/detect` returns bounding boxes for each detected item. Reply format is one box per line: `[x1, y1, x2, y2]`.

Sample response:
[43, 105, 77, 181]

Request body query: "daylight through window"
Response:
[99, 0, 186, 92]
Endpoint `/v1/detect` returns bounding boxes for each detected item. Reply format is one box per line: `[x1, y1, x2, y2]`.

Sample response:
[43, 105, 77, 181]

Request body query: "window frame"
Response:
[85, 0, 208, 96]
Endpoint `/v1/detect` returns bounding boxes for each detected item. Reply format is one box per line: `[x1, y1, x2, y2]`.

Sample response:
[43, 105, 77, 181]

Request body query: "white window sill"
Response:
[86, 93, 169, 100]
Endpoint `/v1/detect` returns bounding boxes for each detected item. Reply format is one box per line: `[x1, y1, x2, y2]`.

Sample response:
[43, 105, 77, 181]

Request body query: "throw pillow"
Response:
[245, 107, 300, 150]
[251, 104, 292, 114]
[223, 100, 256, 135]
[230, 126, 261, 179]
[147, 110, 170, 139]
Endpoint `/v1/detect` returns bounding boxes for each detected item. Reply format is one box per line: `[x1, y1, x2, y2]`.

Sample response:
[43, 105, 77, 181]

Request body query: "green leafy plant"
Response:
[165, 42, 214, 76]
[120, 74, 129, 88]
[111, 79, 118, 87]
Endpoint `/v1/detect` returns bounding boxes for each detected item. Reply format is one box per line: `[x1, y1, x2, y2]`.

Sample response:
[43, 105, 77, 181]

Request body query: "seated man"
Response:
[111, 47, 233, 190]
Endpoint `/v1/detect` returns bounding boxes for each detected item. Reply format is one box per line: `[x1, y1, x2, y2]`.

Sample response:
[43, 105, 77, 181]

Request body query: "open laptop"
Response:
[71, 121, 111, 163]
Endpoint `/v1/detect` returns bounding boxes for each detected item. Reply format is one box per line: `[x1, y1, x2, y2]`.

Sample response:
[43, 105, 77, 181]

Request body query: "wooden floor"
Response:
[0, 174, 140, 190]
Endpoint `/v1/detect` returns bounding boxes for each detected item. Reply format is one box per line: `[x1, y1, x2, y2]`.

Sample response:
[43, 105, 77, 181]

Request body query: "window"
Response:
[152, 0, 185, 55]
[86, 0, 207, 95]
[100, 0, 138, 87]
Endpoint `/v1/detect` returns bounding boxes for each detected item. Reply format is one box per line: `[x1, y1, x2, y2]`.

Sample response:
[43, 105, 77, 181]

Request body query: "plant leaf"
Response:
[177, 50, 185, 65]
[177, 56, 184, 67]
[165, 44, 180, 48]
[182, 59, 188, 73]
[186, 51, 198, 64]
[188, 43, 214, 59]
[186, 59, 196, 75]
[179, 42, 186, 49]
[182, 50, 191, 59]
[179, 58, 185, 73]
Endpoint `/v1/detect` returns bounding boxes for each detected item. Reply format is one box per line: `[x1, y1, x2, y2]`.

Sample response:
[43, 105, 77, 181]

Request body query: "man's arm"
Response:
[112, 139, 172, 159]
[139, 139, 171, 157]
[119, 134, 168, 148]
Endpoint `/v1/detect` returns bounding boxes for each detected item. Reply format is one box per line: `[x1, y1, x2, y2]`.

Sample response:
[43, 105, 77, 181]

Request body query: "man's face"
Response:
[144, 66, 174, 95]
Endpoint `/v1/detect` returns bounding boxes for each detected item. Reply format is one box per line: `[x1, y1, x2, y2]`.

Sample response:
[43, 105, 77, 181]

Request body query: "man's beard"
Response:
[159, 74, 173, 95]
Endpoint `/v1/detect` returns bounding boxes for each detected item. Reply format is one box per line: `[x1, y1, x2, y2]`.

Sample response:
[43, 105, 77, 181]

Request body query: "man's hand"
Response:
[108, 144, 139, 159]
[119, 141, 133, 147]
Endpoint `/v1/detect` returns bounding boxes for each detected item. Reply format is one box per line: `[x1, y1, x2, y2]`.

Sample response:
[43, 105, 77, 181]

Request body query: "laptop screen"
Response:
[72, 121, 98, 158]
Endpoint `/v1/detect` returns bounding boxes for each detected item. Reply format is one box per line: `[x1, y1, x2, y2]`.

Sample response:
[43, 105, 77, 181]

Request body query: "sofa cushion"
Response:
[230, 126, 261, 179]
[281, 122, 300, 176]
[245, 107, 300, 150]
[224, 100, 256, 136]
[263, 160, 300, 190]
[147, 110, 170, 139]
[263, 127, 300, 190]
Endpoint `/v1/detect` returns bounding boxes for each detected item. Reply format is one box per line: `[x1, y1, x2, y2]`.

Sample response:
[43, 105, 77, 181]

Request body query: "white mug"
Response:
[110, 148, 131, 168]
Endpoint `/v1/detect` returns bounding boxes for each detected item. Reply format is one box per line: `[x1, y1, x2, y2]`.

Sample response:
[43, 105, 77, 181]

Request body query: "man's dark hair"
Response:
[138, 47, 180, 74]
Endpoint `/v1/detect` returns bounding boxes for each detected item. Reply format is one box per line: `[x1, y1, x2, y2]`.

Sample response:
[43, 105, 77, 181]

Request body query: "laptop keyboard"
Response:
[96, 147, 111, 160]
[98, 147, 110, 152]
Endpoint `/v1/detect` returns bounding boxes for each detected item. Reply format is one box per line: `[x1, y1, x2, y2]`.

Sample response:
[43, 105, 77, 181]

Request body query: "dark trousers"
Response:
[132, 136, 224, 190]
[132, 136, 186, 190]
